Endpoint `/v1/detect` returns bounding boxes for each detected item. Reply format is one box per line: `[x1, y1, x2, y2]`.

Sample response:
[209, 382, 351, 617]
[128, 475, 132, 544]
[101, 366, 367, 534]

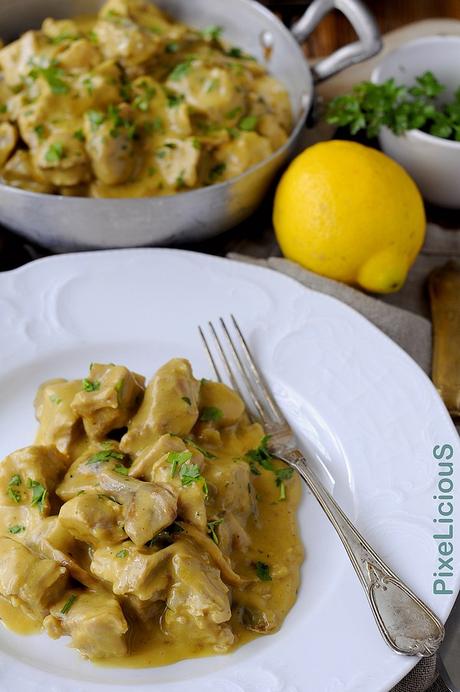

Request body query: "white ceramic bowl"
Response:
[371, 36, 460, 209]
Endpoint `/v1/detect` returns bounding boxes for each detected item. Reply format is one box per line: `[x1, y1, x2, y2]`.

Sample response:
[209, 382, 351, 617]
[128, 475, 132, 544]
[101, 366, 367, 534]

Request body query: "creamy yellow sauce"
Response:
[0, 0, 293, 198]
[0, 359, 303, 667]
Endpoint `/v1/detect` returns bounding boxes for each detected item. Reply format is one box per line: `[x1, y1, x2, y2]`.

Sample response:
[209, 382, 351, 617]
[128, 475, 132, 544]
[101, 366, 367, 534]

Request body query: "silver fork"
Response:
[199, 315, 445, 658]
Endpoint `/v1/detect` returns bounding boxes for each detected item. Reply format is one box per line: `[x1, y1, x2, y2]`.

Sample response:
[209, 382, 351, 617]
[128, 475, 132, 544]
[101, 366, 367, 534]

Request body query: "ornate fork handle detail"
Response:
[281, 448, 445, 657]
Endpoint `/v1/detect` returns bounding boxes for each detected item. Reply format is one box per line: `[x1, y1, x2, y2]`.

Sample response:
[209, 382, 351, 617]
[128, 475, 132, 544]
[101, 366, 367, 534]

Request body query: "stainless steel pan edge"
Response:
[0, 0, 381, 251]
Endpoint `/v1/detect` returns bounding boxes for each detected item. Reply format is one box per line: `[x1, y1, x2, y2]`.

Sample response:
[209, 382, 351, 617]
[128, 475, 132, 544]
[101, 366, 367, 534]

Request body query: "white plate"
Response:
[0, 248, 458, 692]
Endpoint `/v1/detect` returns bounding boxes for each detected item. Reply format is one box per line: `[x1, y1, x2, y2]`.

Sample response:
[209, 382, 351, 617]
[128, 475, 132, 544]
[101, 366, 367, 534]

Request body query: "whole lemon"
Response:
[273, 140, 426, 293]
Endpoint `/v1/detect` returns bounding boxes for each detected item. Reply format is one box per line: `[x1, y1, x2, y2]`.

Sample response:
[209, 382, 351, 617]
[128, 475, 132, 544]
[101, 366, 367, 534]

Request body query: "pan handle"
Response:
[291, 0, 381, 82]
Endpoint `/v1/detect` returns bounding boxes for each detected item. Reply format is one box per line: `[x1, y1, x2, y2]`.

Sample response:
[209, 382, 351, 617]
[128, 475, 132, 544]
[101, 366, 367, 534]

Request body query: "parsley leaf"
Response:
[34, 124, 45, 140]
[86, 449, 124, 465]
[82, 378, 100, 392]
[49, 393, 62, 404]
[27, 479, 47, 512]
[45, 142, 65, 163]
[239, 115, 258, 132]
[207, 518, 223, 544]
[168, 450, 193, 477]
[116, 549, 128, 558]
[179, 462, 201, 486]
[275, 467, 294, 500]
[8, 525, 25, 534]
[165, 42, 179, 53]
[200, 406, 224, 422]
[182, 437, 217, 460]
[201, 26, 223, 41]
[61, 594, 77, 614]
[7, 475, 22, 504]
[245, 437, 295, 499]
[167, 451, 208, 494]
[167, 93, 185, 108]
[87, 109, 105, 131]
[254, 561, 272, 581]
[245, 435, 274, 471]
[29, 60, 70, 95]
[208, 163, 226, 182]
[168, 59, 194, 82]
[114, 464, 129, 476]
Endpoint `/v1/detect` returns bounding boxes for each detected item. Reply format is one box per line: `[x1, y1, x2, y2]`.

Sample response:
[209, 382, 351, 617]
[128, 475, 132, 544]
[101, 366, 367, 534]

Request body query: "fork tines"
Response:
[198, 315, 284, 427]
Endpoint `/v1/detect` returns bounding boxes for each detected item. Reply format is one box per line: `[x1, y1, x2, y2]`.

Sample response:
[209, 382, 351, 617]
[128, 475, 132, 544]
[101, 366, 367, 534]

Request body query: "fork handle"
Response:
[281, 448, 445, 657]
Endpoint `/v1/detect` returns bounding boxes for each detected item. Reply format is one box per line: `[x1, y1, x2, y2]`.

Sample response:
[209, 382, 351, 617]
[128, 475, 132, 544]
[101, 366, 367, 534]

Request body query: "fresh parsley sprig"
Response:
[326, 71, 460, 141]
[245, 436, 294, 500]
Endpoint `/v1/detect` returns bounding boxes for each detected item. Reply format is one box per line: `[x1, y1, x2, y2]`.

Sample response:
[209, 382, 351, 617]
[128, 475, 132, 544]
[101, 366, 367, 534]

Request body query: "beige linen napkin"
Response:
[227, 252, 441, 692]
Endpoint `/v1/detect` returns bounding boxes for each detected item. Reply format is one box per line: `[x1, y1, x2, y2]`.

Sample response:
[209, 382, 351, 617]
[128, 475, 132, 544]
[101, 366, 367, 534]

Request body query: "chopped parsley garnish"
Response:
[176, 170, 186, 189]
[115, 378, 124, 403]
[45, 142, 65, 163]
[179, 463, 204, 489]
[27, 479, 47, 513]
[34, 124, 45, 140]
[8, 525, 25, 535]
[254, 561, 272, 581]
[207, 518, 223, 544]
[245, 436, 295, 499]
[167, 93, 185, 108]
[168, 60, 194, 82]
[86, 449, 124, 465]
[226, 47, 243, 58]
[82, 378, 100, 392]
[0, 104, 7, 114]
[165, 42, 179, 53]
[247, 459, 261, 476]
[201, 25, 223, 41]
[82, 76, 93, 96]
[116, 549, 128, 558]
[107, 104, 137, 139]
[144, 116, 164, 134]
[182, 396, 191, 405]
[167, 451, 207, 494]
[7, 475, 22, 504]
[192, 137, 201, 150]
[114, 464, 129, 476]
[73, 129, 85, 142]
[49, 394, 62, 404]
[209, 163, 226, 182]
[133, 85, 156, 112]
[182, 437, 216, 460]
[61, 594, 77, 615]
[28, 60, 70, 95]
[49, 32, 80, 44]
[225, 106, 242, 120]
[7, 487, 21, 503]
[275, 467, 294, 500]
[87, 109, 105, 131]
[168, 450, 193, 477]
[239, 115, 258, 132]
[200, 406, 224, 422]
[206, 78, 220, 93]
[245, 435, 274, 471]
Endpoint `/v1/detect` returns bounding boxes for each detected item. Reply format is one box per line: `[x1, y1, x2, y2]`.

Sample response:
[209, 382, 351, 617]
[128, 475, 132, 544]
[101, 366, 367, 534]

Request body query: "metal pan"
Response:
[0, 0, 381, 251]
